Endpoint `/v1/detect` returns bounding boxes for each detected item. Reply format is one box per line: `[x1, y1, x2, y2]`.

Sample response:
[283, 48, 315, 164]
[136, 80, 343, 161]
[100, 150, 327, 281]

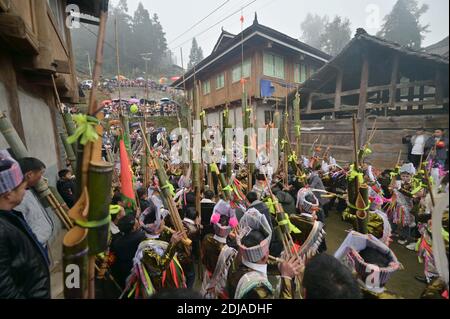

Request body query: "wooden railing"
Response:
[303, 80, 447, 115]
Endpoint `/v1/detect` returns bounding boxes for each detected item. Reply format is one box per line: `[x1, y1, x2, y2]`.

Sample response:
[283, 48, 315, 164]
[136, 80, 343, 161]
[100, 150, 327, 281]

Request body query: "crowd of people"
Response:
[0, 120, 448, 299]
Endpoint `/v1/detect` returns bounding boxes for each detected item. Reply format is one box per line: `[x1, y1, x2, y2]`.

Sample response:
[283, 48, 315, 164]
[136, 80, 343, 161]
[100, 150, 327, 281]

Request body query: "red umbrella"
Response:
[171, 76, 181, 81]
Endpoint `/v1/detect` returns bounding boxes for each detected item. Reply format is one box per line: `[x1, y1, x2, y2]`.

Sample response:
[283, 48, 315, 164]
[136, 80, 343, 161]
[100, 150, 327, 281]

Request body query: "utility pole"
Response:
[140, 52, 152, 107]
[86, 51, 92, 78]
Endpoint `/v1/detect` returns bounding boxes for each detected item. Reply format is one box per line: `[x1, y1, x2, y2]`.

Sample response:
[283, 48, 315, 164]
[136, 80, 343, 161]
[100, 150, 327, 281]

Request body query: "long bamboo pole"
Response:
[294, 91, 301, 162]
[82, 4, 109, 299]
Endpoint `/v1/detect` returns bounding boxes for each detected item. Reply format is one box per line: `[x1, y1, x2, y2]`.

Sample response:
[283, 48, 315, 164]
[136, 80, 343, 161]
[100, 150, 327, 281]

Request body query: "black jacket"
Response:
[57, 179, 76, 208]
[425, 136, 449, 162]
[110, 229, 146, 288]
[0, 211, 51, 298]
[200, 200, 216, 239]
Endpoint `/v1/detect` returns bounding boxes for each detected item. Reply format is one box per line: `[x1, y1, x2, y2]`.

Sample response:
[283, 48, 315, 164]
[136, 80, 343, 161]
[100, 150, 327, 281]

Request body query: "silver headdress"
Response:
[236, 208, 272, 263]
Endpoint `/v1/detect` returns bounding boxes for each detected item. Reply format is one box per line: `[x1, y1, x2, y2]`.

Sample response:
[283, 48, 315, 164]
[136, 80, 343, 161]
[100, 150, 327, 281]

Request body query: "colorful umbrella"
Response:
[159, 77, 168, 84]
[129, 98, 140, 104]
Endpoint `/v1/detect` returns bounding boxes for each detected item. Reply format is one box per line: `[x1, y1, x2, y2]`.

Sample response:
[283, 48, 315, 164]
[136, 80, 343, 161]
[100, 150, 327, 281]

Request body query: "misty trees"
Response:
[131, 4, 168, 74]
[377, 0, 429, 49]
[320, 16, 352, 57]
[300, 14, 328, 49]
[71, 0, 170, 78]
[300, 14, 351, 56]
[188, 38, 204, 70]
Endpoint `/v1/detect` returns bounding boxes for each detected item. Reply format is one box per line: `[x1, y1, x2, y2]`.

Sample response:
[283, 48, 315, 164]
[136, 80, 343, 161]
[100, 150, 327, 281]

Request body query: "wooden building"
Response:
[171, 14, 331, 129]
[0, 0, 102, 285]
[0, 0, 101, 178]
[293, 28, 449, 168]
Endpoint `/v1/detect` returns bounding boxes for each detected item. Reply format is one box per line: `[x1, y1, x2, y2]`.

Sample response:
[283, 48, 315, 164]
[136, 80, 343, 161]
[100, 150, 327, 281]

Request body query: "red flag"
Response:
[119, 138, 136, 208]
[240, 15, 244, 24]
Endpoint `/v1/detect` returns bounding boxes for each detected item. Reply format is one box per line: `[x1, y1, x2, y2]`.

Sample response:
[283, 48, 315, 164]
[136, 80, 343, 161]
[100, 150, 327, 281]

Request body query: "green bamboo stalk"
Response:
[294, 92, 302, 160]
[86, 161, 113, 255]
[60, 132, 77, 172]
[356, 184, 369, 234]
[63, 227, 89, 299]
[0, 112, 28, 158]
[63, 112, 78, 155]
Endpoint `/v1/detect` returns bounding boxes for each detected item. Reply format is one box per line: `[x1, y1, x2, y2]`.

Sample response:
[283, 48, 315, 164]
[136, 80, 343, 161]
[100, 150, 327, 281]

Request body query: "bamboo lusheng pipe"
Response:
[0, 112, 74, 229]
[51, 74, 79, 163]
[139, 125, 192, 249]
[62, 112, 78, 156]
[63, 187, 89, 299]
[154, 157, 192, 243]
[222, 106, 233, 181]
[423, 166, 436, 207]
[293, 91, 302, 161]
[63, 226, 89, 299]
[210, 163, 231, 200]
[163, 225, 194, 246]
[356, 184, 369, 234]
[0, 112, 28, 157]
[86, 161, 113, 254]
[81, 2, 109, 299]
[47, 193, 73, 230]
[193, 81, 202, 220]
[60, 132, 77, 172]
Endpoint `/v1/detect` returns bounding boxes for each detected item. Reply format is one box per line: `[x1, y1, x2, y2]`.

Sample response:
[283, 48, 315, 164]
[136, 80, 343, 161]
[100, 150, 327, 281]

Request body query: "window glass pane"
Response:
[203, 81, 210, 95]
[300, 64, 307, 83]
[294, 64, 300, 83]
[274, 55, 284, 79]
[243, 59, 251, 78]
[232, 66, 241, 83]
[263, 53, 274, 77]
[216, 74, 224, 89]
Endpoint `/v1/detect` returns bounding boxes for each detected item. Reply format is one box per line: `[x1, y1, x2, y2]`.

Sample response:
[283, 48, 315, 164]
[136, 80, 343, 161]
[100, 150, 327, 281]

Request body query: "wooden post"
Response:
[435, 68, 443, 105]
[33, 0, 54, 72]
[408, 78, 415, 112]
[388, 54, 399, 114]
[334, 69, 343, 112]
[307, 94, 313, 113]
[358, 52, 370, 149]
[419, 85, 425, 111]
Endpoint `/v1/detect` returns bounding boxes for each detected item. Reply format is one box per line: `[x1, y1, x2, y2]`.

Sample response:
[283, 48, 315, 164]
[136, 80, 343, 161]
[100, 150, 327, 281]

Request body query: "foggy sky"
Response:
[111, 0, 449, 65]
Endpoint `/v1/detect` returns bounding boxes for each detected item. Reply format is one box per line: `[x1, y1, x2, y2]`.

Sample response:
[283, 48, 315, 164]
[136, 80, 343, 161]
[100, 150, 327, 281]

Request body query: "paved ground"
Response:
[325, 211, 427, 299]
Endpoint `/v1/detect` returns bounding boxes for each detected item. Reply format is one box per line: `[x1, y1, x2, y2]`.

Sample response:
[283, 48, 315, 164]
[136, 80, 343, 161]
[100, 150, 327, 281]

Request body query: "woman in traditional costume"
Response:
[200, 200, 238, 299]
[227, 208, 301, 299]
[121, 205, 186, 298]
[334, 231, 403, 299]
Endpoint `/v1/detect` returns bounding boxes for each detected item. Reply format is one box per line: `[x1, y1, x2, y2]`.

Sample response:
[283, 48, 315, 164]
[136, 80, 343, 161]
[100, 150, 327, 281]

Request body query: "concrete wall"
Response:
[18, 89, 59, 186]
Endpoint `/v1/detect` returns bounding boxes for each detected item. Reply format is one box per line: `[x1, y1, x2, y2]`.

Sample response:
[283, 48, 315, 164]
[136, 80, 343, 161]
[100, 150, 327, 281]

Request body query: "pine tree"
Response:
[131, 2, 154, 74]
[188, 38, 204, 70]
[151, 13, 168, 73]
[71, 0, 169, 78]
[377, 0, 429, 49]
[300, 13, 329, 49]
[319, 16, 352, 56]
